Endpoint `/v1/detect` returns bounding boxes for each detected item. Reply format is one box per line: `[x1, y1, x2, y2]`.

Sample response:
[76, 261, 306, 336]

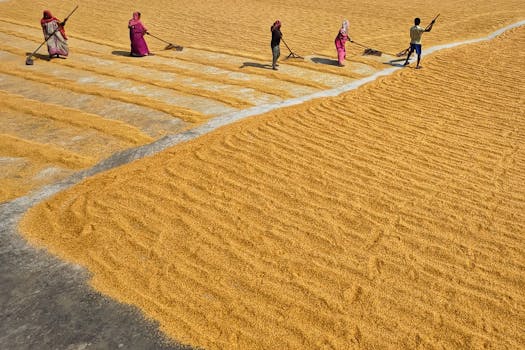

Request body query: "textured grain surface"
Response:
[20, 25, 525, 350]
[1, 0, 524, 201]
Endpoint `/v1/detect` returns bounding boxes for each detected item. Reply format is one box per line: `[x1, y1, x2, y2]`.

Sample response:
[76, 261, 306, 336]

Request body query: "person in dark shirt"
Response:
[270, 20, 282, 70]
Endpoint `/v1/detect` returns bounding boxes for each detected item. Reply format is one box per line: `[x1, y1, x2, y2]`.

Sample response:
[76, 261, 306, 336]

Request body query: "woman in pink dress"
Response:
[334, 20, 352, 67]
[41, 10, 68, 59]
[128, 12, 150, 57]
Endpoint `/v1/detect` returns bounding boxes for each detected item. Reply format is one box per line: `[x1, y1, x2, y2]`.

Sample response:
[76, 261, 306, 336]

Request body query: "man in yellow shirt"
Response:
[403, 17, 435, 69]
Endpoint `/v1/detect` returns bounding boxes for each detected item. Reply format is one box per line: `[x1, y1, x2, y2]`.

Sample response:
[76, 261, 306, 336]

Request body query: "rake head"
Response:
[396, 48, 410, 57]
[363, 48, 382, 56]
[165, 44, 183, 51]
[286, 52, 303, 60]
[25, 55, 34, 65]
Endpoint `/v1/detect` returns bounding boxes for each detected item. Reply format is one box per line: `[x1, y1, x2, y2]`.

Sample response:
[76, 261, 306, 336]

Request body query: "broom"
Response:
[146, 32, 183, 51]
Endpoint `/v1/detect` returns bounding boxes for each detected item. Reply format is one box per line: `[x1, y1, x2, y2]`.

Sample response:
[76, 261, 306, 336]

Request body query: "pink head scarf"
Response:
[129, 12, 141, 27]
[271, 20, 281, 31]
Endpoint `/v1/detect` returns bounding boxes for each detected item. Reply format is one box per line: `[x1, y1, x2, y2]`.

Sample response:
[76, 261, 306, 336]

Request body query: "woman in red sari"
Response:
[41, 10, 68, 59]
[128, 12, 150, 57]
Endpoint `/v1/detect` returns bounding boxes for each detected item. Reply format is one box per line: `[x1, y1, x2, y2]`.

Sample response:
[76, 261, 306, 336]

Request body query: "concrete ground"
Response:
[0, 153, 196, 349]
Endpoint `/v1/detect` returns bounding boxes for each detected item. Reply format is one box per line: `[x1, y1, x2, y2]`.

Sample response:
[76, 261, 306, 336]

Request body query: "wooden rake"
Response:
[146, 32, 183, 51]
[282, 38, 303, 59]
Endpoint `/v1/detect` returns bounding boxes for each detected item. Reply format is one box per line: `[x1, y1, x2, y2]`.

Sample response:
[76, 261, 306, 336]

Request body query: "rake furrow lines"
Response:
[17, 20, 525, 350]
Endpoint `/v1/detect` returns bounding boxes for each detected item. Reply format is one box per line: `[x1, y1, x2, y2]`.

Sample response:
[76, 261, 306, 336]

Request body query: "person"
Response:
[403, 17, 435, 69]
[335, 20, 352, 67]
[270, 20, 282, 70]
[41, 10, 68, 59]
[128, 12, 150, 57]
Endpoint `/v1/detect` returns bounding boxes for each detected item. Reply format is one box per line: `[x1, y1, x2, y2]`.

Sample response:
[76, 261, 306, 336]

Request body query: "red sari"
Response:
[41, 10, 68, 57]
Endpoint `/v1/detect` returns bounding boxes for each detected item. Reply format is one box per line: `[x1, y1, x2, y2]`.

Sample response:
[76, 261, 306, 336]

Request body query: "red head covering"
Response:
[41, 10, 56, 25]
[271, 20, 281, 31]
[41, 9, 67, 39]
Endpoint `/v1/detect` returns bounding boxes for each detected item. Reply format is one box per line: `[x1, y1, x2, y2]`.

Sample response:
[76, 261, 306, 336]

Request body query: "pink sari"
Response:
[335, 31, 348, 64]
[129, 12, 150, 56]
[334, 20, 350, 65]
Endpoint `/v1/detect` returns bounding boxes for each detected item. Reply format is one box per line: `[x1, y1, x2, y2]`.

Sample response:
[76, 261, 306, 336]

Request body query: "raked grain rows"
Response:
[0, 18, 379, 202]
[21, 27, 525, 349]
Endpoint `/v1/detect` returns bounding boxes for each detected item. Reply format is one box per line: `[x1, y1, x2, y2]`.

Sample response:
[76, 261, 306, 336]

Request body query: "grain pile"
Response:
[20, 24, 525, 350]
[2, 0, 524, 57]
[1, 0, 524, 202]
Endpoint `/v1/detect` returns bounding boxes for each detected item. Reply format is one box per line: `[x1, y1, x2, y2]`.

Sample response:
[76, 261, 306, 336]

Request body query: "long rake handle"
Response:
[63, 5, 79, 23]
[146, 32, 171, 45]
[352, 40, 397, 56]
[29, 29, 59, 57]
[425, 13, 440, 30]
[27, 5, 79, 59]
[281, 37, 303, 58]
[281, 37, 294, 53]
[351, 40, 369, 49]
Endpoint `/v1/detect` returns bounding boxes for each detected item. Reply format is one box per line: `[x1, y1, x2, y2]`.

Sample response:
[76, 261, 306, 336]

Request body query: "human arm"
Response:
[425, 14, 439, 32]
[425, 20, 435, 32]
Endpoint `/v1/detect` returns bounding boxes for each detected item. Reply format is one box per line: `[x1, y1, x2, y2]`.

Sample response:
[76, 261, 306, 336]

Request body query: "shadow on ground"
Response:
[240, 62, 272, 69]
[112, 50, 133, 57]
[25, 52, 50, 61]
[25, 52, 68, 62]
[310, 57, 341, 66]
[384, 58, 408, 67]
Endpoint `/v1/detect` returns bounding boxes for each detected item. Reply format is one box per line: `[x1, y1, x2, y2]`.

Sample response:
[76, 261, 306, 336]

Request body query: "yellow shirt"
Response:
[410, 25, 426, 44]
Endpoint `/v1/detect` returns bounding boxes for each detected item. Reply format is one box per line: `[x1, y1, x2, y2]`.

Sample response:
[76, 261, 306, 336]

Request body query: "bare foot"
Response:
[272, 67, 278, 70]
[403, 61, 410, 66]
[416, 66, 423, 69]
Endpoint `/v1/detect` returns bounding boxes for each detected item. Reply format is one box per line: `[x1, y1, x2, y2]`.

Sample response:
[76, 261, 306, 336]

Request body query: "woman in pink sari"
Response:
[334, 20, 352, 67]
[128, 12, 150, 57]
[41, 10, 68, 59]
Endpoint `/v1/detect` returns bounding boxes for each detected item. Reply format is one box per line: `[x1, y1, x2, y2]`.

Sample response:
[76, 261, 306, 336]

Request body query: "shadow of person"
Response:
[384, 58, 406, 67]
[240, 62, 272, 69]
[311, 57, 339, 66]
[25, 52, 59, 61]
[111, 50, 132, 57]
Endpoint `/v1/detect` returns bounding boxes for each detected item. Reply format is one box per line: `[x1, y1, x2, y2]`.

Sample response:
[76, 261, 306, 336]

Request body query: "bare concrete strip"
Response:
[0, 134, 202, 348]
[0, 202, 195, 350]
